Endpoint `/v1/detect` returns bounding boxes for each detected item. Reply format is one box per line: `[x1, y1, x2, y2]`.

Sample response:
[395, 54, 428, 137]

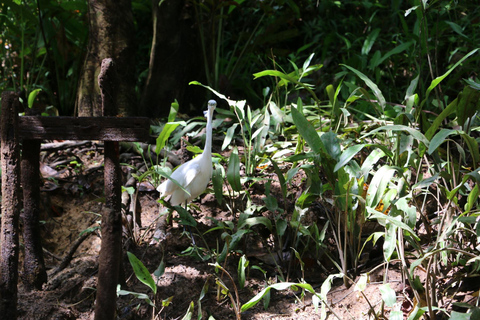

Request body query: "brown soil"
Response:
[15, 141, 478, 320]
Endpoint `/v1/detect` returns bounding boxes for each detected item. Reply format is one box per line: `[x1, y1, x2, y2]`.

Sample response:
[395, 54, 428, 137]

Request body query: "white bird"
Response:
[157, 100, 216, 206]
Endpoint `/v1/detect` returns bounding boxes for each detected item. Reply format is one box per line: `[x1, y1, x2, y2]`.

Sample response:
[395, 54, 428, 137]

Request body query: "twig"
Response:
[51, 231, 94, 275]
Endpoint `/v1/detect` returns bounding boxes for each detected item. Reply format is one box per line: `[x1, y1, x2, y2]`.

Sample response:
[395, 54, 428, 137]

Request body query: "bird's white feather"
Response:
[157, 100, 216, 206]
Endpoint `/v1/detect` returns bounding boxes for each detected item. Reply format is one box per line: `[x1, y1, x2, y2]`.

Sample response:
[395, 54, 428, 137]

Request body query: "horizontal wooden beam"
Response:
[19, 116, 150, 141]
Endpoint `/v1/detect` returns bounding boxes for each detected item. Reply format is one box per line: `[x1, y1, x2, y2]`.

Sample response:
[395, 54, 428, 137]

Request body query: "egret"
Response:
[157, 100, 216, 206]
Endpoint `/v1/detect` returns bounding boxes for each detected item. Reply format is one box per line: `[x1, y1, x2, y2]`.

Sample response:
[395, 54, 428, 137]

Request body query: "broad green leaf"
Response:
[354, 273, 368, 292]
[227, 147, 242, 192]
[380, 283, 397, 307]
[449, 311, 471, 320]
[222, 123, 239, 151]
[28, 88, 42, 109]
[384, 220, 397, 261]
[390, 311, 403, 320]
[212, 163, 224, 205]
[361, 147, 386, 178]
[375, 41, 413, 69]
[127, 251, 157, 294]
[367, 207, 420, 241]
[445, 21, 468, 38]
[428, 128, 455, 154]
[238, 216, 272, 231]
[237, 255, 248, 289]
[341, 64, 386, 110]
[153, 259, 165, 278]
[168, 99, 179, 122]
[459, 131, 480, 167]
[291, 105, 323, 154]
[175, 205, 197, 227]
[363, 125, 429, 147]
[456, 86, 480, 128]
[321, 131, 341, 161]
[241, 281, 318, 312]
[362, 28, 380, 55]
[156, 122, 185, 156]
[334, 144, 365, 172]
[465, 184, 479, 213]
[366, 165, 397, 208]
[117, 285, 155, 307]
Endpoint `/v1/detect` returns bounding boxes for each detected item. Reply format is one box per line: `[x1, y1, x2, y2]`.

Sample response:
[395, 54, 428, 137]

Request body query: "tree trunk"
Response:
[76, 0, 135, 117]
[140, 0, 206, 118]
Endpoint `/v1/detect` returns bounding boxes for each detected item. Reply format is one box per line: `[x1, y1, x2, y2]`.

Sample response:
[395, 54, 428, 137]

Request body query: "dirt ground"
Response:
[14, 140, 477, 320]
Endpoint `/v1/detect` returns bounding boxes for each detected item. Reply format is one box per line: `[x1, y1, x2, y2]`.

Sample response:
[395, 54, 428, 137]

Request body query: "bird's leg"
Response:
[184, 201, 196, 246]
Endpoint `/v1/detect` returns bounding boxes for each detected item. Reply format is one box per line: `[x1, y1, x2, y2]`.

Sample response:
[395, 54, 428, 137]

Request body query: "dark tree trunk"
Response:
[76, 0, 135, 116]
[140, 0, 206, 117]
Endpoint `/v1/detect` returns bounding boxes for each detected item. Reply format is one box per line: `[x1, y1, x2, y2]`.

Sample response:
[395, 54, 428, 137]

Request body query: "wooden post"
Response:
[95, 142, 123, 320]
[21, 139, 47, 290]
[94, 58, 124, 320]
[0, 91, 21, 319]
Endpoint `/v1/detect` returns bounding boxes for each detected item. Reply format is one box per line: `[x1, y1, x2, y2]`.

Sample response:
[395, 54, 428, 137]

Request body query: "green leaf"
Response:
[127, 251, 157, 294]
[212, 163, 224, 205]
[168, 99, 179, 122]
[28, 89, 42, 109]
[341, 64, 386, 110]
[465, 184, 479, 213]
[363, 125, 429, 147]
[334, 144, 365, 172]
[154, 259, 165, 278]
[362, 28, 380, 55]
[354, 273, 368, 292]
[117, 285, 155, 307]
[181, 301, 194, 320]
[227, 147, 242, 192]
[156, 122, 184, 156]
[428, 128, 455, 154]
[241, 282, 317, 312]
[457, 86, 480, 128]
[175, 205, 197, 227]
[237, 255, 248, 289]
[238, 216, 272, 231]
[383, 219, 397, 261]
[421, 48, 479, 109]
[367, 207, 420, 241]
[291, 105, 323, 154]
[366, 165, 397, 208]
[380, 283, 396, 307]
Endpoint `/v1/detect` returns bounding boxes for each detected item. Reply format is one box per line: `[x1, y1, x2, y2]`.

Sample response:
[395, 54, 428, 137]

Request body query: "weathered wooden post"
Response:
[0, 91, 21, 318]
[95, 58, 124, 320]
[21, 138, 48, 290]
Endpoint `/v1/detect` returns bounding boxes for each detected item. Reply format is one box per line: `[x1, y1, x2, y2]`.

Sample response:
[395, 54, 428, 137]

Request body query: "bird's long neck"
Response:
[203, 107, 213, 157]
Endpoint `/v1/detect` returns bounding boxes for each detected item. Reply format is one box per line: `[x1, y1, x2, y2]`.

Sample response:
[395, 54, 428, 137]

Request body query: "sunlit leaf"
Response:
[380, 283, 397, 307]
[127, 251, 157, 294]
[227, 147, 242, 192]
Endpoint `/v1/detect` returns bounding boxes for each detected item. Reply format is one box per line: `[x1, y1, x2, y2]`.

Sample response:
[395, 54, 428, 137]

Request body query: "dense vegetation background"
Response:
[1, 0, 480, 319]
